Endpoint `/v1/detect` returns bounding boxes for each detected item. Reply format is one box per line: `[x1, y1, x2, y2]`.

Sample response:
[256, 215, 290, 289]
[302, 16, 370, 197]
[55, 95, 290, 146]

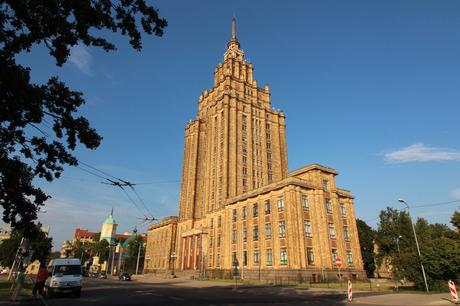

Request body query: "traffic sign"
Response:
[335, 257, 342, 268]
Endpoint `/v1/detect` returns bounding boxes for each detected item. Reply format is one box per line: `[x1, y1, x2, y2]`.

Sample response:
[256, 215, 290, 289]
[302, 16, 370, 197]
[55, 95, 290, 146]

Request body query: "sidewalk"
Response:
[354, 293, 457, 305]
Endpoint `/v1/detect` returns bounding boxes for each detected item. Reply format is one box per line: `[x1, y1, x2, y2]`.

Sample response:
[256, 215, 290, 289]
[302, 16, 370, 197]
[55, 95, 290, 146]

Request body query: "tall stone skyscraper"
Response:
[144, 19, 365, 280]
[179, 18, 287, 221]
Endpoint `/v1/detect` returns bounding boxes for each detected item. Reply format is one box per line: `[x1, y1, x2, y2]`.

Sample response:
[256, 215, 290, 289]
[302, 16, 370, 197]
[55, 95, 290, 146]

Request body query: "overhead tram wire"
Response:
[74, 162, 154, 220]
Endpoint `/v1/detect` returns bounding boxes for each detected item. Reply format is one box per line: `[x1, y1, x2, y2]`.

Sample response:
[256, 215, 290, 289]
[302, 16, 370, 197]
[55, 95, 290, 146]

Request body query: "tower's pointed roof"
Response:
[103, 210, 117, 225]
[227, 17, 240, 48]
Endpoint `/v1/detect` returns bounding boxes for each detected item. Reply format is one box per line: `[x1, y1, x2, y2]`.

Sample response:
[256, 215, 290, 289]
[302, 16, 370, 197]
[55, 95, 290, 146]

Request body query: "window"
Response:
[277, 197, 285, 211]
[328, 223, 336, 239]
[323, 179, 329, 191]
[232, 252, 237, 264]
[242, 206, 247, 219]
[325, 198, 332, 213]
[243, 229, 247, 242]
[304, 220, 312, 237]
[331, 249, 338, 264]
[232, 230, 237, 244]
[264, 200, 271, 214]
[254, 250, 260, 264]
[218, 216, 222, 227]
[210, 218, 214, 229]
[278, 221, 286, 238]
[232, 209, 237, 222]
[266, 249, 273, 266]
[217, 234, 221, 247]
[347, 251, 353, 266]
[242, 135, 246, 142]
[243, 251, 248, 266]
[307, 248, 315, 265]
[265, 223, 271, 240]
[302, 195, 309, 211]
[280, 248, 288, 265]
[340, 203, 346, 217]
[344, 226, 350, 241]
[216, 253, 221, 267]
[253, 225, 259, 241]
[253, 203, 258, 217]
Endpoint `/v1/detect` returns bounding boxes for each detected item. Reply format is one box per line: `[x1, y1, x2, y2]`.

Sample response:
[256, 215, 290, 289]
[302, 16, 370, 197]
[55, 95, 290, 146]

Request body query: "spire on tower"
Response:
[227, 17, 240, 48]
[232, 17, 237, 40]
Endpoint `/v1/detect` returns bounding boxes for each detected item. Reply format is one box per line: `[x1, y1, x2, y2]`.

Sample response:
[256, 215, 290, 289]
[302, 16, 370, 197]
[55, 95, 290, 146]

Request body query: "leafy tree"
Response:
[0, 223, 52, 267]
[451, 211, 460, 231]
[356, 219, 376, 277]
[126, 235, 145, 260]
[0, 0, 167, 234]
[89, 239, 109, 261]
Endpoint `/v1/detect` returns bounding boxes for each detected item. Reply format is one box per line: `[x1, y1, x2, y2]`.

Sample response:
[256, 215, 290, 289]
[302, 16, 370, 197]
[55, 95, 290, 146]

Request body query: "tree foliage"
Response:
[451, 211, 460, 231]
[356, 219, 376, 277]
[0, 0, 167, 234]
[0, 223, 52, 267]
[372, 207, 460, 291]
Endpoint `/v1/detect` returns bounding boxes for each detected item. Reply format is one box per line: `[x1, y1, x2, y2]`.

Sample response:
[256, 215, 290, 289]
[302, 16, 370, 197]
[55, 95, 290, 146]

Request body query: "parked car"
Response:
[118, 272, 131, 281]
[98, 271, 107, 279]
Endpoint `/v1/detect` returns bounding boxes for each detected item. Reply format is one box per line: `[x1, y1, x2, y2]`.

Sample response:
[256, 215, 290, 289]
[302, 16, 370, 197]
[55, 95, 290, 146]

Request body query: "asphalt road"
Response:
[39, 277, 361, 306]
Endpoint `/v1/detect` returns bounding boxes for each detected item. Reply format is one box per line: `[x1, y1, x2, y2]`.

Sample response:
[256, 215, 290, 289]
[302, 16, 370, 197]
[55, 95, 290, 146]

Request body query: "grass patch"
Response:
[0, 276, 34, 299]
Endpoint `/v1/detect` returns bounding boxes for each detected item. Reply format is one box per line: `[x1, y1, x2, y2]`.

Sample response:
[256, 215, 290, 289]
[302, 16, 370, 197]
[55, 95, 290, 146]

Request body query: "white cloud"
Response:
[453, 188, 460, 199]
[384, 143, 460, 163]
[69, 45, 93, 76]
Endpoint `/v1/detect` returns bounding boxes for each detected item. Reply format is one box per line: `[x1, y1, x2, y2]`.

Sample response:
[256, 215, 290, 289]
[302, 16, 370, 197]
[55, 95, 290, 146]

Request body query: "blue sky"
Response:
[12, 0, 460, 249]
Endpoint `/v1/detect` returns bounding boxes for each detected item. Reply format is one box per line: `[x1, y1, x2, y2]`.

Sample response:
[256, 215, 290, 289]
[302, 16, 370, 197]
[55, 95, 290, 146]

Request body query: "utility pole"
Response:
[135, 242, 143, 275]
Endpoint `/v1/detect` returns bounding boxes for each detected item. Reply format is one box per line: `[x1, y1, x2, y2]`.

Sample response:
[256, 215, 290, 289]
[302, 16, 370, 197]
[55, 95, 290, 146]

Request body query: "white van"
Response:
[44, 258, 82, 297]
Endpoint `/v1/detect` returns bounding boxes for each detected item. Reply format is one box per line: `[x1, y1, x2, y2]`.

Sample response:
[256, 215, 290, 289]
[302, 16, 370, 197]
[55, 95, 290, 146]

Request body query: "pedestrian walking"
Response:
[32, 263, 48, 297]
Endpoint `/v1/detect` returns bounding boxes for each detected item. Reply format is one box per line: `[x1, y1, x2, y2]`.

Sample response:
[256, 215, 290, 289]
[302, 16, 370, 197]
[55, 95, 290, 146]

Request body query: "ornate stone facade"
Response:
[145, 19, 365, 280]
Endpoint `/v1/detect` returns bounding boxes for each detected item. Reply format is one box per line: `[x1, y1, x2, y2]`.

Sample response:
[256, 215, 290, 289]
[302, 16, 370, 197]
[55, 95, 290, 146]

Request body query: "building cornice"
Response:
[289, 163, 338, 177]
[148, 216, 178, 231]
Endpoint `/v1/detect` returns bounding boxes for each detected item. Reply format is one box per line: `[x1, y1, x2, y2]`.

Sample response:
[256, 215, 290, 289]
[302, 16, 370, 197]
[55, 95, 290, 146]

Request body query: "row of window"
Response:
[229, 248, 354, 267]
[230, 221, 350, 242]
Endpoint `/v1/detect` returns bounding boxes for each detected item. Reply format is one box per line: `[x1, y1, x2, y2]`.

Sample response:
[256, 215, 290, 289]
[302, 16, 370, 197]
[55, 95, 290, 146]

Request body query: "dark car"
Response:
[118, 272, 131, 281]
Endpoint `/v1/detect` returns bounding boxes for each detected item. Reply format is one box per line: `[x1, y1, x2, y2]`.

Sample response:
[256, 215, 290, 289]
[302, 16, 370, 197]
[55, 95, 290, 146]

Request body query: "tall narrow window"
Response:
[331, 249, 338, 264]
[266, 249, 273, 266]
[340, 203, 346, 217]
[328, 223, 336, 239]
[323, 179, 329, 191]
[253, 203, 258, 217]
[243, 229, 247, 242]
[307, 248, 315, 265]
[232, 230, 237, 244]
[253, 225, 259, 241]
[243, 251, 248, 266]
[217, 234, 221, 247]
[280, 248, 288, 265]
[232, 209, 237, 222]
[347, 251, 353, 266]
[343, 226, 350, 241]
[265, 223, 272, 240]
[210, 218, 214, 229]
[325, 198, 332, 213]
[278, 221, 286, 238]
[277, 197, 285, 211]
[218, 215, 222, 227]
[242, 206, 247, 219]
[264, 199, 271, 214]
[302, 195, 309, 211]
[254, 250, 260, 264]
[304, 220, 312, 237]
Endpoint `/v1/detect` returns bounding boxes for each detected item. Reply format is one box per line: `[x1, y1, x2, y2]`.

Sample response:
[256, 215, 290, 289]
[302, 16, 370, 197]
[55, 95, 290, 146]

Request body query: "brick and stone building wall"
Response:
[145, 19, 366, 281]
[144, 216, 178, 273]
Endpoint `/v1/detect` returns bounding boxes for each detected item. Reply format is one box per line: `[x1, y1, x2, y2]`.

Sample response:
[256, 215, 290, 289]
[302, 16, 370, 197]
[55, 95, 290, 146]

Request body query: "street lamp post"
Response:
[396, 235, 402, 254]
[398, 198, 429, 293]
